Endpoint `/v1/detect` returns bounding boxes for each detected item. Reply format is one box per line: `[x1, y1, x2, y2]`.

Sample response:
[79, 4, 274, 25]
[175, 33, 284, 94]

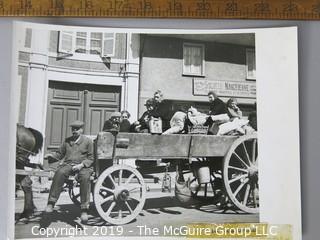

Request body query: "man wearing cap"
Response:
[133, 98, 155, 133]
[151, 90, 172, 132]
[44, 120, 93, 223]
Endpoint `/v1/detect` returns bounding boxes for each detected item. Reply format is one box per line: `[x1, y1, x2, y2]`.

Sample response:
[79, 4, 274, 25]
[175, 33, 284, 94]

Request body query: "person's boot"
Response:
[45, 203, 54, 213]
[80, 210, 88, 224]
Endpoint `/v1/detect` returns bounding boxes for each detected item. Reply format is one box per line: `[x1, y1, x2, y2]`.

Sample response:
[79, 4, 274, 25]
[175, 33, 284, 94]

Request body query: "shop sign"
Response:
[193, 79, 256, 98]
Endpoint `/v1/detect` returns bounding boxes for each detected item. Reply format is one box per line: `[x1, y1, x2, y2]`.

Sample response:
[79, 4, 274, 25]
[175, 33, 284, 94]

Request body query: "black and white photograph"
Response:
[10, 22, 300, 239]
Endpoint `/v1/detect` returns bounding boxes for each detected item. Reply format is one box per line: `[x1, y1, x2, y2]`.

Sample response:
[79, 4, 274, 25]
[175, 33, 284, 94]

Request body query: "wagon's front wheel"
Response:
[94, 165, 146, 225]
[223, 134, 258, 213]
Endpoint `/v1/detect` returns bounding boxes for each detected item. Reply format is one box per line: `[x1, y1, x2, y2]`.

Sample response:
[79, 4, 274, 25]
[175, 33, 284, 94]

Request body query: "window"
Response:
[183, 43, 205, 76]
[58, 31, 115, 57]
[246, 48, 256, 80]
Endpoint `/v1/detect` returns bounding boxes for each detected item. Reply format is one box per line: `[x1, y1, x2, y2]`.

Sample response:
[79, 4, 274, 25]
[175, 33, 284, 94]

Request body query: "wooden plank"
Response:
[189, 135, 237, 157]
[96, 132, 115, 159]
[16, 169, 53, 178]
[96, 132, 192, 159]
[96, 132, 238, 159]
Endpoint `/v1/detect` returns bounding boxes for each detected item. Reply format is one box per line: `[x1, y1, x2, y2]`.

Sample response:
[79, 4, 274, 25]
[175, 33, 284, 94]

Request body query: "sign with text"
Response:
[193, 79, 256, 98]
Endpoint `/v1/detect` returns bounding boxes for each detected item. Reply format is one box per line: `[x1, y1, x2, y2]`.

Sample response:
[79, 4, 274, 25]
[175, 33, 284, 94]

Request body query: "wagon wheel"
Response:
[223, 134, 258, 213]
[94, 165, 146, 225]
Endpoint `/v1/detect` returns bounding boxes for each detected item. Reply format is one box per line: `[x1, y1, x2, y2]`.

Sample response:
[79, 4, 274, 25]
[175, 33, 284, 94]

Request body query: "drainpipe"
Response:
[122, 33, 129, 111]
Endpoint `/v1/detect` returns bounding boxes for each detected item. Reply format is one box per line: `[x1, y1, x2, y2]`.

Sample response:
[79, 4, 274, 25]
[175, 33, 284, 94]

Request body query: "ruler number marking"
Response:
[0, 0, 319, 19]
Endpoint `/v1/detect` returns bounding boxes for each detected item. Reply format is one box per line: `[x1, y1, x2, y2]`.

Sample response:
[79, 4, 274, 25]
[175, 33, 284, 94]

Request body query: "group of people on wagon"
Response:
[102, 90, 172, 134]
[102, 90, 257, 136]
[28, 90, 256, 224]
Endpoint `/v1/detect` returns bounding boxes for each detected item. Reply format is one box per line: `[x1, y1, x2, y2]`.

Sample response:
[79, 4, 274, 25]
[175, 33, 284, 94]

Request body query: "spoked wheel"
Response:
[94, 165, 146, 225]
[223, 134, 259, 213]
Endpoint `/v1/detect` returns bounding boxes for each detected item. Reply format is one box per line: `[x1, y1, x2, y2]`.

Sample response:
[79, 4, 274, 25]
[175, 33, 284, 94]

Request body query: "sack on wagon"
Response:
[216, 118, 249, 136]
[163, 106, 209, 135]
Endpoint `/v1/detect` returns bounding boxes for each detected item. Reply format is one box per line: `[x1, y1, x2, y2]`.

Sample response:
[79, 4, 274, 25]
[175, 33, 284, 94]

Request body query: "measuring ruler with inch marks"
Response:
[0, 0, 320, 19]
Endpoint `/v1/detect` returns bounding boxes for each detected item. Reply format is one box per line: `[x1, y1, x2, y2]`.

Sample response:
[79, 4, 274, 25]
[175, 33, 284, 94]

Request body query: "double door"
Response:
[45, 81, 121, 153]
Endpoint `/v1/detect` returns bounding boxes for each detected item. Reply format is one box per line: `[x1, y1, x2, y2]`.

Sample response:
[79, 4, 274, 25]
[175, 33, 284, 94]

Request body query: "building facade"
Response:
[16, 24, 140, 164]
[138, 34, 256, 116]
[16, 25, 256, 165]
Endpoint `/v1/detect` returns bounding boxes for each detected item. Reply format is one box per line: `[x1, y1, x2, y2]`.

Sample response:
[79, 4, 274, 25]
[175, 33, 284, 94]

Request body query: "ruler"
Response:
[0, 0, 320, 19]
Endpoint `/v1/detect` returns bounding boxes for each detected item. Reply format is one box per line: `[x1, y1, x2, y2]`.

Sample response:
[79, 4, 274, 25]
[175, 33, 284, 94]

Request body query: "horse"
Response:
[16, 124, 43, 219]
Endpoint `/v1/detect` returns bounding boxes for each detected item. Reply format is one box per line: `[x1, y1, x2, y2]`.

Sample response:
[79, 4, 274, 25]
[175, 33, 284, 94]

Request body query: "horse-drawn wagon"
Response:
[16, 128, 258, 225]
[89, 131, 258, 225]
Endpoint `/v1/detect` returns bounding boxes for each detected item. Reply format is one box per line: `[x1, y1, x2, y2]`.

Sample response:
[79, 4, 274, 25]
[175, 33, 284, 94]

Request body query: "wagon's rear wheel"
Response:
[223, 134, 258, 213]
[94, 165, 146, 225]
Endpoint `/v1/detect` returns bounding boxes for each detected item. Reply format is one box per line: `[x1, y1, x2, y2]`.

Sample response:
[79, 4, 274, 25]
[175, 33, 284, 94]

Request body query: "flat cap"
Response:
[70, 120, 84, 128]
[110, 111, 121, 118]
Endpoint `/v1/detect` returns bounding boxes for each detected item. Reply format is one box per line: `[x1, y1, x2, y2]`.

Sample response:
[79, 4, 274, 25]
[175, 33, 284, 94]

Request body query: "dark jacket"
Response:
[151, 100, 173, 131]
[209, 98, 228, 115]
[119, 119, 131, 132]
[51, 135, 94, 168]
[103, 119, 120, 132]
[138, 111, 152, 131]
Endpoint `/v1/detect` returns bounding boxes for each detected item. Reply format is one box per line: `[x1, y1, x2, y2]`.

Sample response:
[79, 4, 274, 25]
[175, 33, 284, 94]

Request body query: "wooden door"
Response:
[83, 84, 121, 135]
[45, 81, 121, 154]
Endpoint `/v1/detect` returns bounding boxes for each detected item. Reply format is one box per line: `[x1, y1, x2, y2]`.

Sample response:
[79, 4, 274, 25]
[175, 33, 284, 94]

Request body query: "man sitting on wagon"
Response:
[133, 98, 155, 133]
[44, 120, 93, 223]
[151, 90, 173, 132]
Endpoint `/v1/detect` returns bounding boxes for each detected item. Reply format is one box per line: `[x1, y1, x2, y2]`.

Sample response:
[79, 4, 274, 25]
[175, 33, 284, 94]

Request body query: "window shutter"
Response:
[246, 48, 256, 79]
[58, 31, 74, 54]
[101, 32, 115, 57]
[24, 28, 32, 48]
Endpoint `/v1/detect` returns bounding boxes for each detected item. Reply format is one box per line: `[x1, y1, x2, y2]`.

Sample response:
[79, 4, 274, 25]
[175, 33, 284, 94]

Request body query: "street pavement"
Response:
[15, 184, 259, 239]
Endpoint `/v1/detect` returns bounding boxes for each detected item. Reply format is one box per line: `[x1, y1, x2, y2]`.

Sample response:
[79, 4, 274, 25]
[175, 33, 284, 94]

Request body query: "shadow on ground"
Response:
[15, 195, 250, 227]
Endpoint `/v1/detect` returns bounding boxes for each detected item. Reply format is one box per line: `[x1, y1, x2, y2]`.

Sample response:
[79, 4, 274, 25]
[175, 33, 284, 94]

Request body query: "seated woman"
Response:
[217, 98, 248, 135]
[226, 98, 243, 120]
[120, 110, 131, 132]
